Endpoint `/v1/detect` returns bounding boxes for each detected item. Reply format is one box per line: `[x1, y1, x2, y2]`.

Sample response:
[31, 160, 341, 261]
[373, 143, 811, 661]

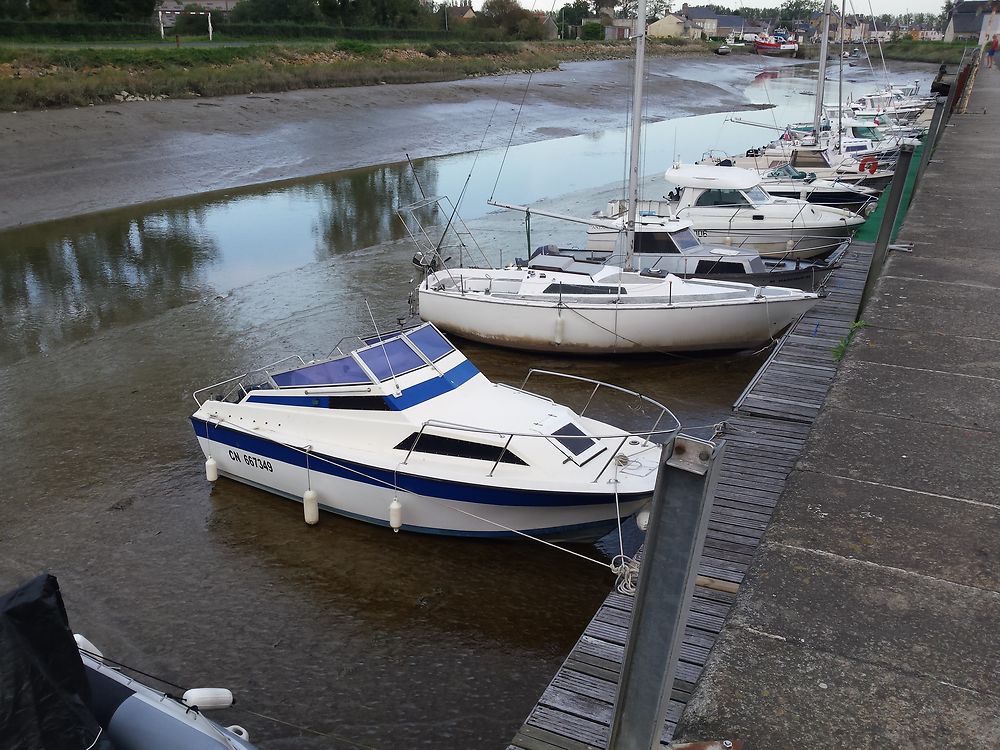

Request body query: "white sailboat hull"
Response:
[419, 286, 815, 353]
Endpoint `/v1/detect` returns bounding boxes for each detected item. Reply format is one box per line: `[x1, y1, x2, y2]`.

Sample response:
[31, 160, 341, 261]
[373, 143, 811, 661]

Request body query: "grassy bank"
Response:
[879, 40, 972, 65]
[0, 38, 711, 111]
[799, 39, 972, 65]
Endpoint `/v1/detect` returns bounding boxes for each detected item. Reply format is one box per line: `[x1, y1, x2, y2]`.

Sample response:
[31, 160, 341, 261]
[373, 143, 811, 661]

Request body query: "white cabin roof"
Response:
[664, 165, 762, 191]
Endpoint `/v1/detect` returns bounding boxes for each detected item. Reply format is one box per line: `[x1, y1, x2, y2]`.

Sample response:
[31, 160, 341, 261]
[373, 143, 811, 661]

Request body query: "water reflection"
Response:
[313, 162, 438, 255]
[0, 60, 932, 367]
[0, 210, 219, 362]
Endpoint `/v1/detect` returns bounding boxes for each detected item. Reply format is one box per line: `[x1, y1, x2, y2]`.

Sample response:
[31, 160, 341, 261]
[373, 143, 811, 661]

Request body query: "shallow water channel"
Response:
[0, 59, 933, 748]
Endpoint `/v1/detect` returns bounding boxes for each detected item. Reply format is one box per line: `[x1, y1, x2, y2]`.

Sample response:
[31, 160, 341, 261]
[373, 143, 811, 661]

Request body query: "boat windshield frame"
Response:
[668, 227, 702, 250]
[192, 323, 460, 402]
[742, 185, 773, 205]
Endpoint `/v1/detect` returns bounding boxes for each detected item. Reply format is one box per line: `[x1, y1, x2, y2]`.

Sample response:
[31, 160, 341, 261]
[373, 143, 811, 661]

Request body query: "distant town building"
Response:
[944, 0, 1000, 43]
[841, 14, 870, 43]
[156, 0, 233, 27]
[680, 5, 719, 37]
[648, 13, 685, 38]
[446, 2, 476, 23]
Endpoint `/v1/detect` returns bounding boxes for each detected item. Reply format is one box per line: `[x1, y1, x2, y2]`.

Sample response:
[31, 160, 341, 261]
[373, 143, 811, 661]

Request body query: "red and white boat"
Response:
[754, 33, 798, 56]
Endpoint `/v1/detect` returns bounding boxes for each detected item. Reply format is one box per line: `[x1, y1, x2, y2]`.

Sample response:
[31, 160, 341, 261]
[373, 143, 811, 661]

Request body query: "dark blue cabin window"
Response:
[273, 355, 372, 387]
[359, 339, 426, 381]
[407, 325, 454, 362]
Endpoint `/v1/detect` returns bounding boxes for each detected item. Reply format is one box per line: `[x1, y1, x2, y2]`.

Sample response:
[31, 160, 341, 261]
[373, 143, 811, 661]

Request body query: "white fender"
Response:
[389, 498, 402, 532]
[182, 688, 234, 711]
[303, 489, 319, 525]
[205, 457, 218, 482]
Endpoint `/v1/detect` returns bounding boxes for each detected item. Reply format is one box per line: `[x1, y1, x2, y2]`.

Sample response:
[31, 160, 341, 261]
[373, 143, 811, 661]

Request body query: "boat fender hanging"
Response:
[205, 457, 218, 482]
[303, 489, 319, 525]
[635, 508, 651, 532]
[182, 688, 234, 711]
[554, 312, 564, 345]
[786, 239, 795, 254]
[389, 498, 402, 532]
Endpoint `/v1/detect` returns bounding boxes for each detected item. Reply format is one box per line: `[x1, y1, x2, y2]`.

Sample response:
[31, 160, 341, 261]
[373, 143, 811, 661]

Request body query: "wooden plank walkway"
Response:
[508, 242, 876, 750]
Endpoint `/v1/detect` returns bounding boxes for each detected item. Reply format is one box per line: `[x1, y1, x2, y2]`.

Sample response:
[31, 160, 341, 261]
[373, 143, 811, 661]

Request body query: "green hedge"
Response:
[216, 23, 460, 41]
[0, 19, 158, 40]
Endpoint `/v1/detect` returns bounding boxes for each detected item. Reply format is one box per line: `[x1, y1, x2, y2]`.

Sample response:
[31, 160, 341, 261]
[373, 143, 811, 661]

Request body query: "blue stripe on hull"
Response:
[217, 470, 627, 541]
[192, 418, 650, 509]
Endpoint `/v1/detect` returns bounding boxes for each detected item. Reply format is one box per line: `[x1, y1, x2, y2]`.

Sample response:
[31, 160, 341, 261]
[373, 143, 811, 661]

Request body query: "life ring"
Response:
[859, 156, 878, 175]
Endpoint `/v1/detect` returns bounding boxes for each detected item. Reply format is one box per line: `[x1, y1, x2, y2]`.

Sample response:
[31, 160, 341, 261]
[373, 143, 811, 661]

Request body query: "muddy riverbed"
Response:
[0, 56, 936, 748]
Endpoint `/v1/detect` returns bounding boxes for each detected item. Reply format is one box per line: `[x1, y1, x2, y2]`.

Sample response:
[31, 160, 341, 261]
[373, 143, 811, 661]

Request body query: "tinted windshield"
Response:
[273, 355, 372, 387]
[669, 228, 701, 250]
[358, 339, 426, 381]
[406, 324, 454, 362]
[743, 185, 772, 204]
[853, 126, 884, 141]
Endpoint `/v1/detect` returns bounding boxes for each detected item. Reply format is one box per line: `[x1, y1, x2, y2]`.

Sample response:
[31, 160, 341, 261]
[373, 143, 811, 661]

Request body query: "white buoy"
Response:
[635, 508, 651, 532]
[205, 457, 218, 482]
[303, 489, 319, 525]
[182, 688, 234, 711]
[389, 498, 402, 532]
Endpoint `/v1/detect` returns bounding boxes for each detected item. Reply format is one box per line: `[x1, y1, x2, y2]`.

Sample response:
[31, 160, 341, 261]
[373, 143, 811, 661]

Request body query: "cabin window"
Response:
[634, 232, 679, 254]
[742, 186, 772, 205]
[694, 189, 749, 208]
[358, 339, 426, 381]
[551, 423, 596, 456]
[541, 283, 627, 295]
[328, 396, 390, 411]
[394, 434, 527, 465]
[668, 228, 701, 250]
[852, 126, 884, 141]
[407, 325, 454, 362]
[790, 150, 831, 168]
[695, 260, 746, 275]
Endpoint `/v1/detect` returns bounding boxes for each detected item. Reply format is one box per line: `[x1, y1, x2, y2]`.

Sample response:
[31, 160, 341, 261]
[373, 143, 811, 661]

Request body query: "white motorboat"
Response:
[590, 165, 863, 259]
[412, 0, 819, 354]
[192, 322, 677, 540]
[758, 163, 880, 215]
[519, 208, 843, 289]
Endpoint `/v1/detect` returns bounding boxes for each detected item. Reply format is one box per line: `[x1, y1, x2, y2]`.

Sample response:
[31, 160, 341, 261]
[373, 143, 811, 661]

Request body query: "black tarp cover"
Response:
[0, 574, 113, 750]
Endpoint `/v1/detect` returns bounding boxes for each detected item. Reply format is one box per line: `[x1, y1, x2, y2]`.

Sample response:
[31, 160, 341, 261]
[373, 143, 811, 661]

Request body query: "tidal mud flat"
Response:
[0, 56, 778, 231]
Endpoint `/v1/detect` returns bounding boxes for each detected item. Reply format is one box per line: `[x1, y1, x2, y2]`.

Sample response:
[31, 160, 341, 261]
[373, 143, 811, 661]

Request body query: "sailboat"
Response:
[415, 0, 819, 354]
[701, 0, 910, 192]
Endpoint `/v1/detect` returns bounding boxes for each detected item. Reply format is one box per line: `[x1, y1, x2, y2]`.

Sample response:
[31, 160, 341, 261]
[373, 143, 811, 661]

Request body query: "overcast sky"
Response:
[511, 0, 949, 19]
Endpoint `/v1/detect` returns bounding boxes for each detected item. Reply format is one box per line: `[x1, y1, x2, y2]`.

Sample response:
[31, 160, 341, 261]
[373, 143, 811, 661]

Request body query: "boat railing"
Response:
[400, 374, 680, 482]
[193, 355, 306, 407]
[714, 232, 854, 260]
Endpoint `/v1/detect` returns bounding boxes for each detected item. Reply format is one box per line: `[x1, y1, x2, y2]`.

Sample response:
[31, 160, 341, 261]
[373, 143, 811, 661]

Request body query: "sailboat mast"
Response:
[838, 0, 845, 154]
[625, 0, 647, 271]
[812, 0, 833, 138]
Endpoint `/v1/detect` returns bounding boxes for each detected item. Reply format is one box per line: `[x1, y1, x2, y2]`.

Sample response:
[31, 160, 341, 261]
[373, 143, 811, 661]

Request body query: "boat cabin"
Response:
[664, 165, 776, 210]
